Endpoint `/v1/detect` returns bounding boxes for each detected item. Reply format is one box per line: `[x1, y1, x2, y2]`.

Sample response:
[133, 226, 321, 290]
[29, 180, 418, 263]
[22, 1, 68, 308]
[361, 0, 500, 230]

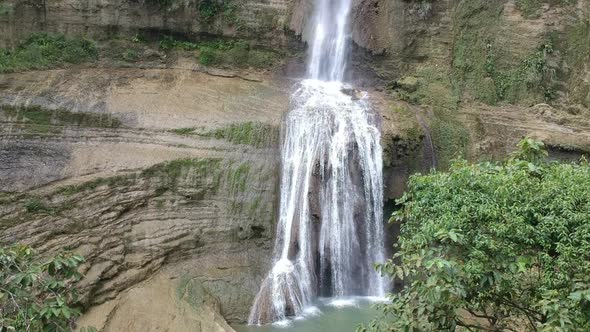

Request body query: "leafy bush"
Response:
[364, 139, 590, 331]
[24, 198, 54, 214]
[198, 0, 240, 23]
[158, 36, 280, 68]
[490, 42, 557, 103]
[198, 47, 217, 66]
[198, 0, 222, 20]
[0, 33, 98, 73]
[0, 245, 85, 331]
[122, 49, 139, 62]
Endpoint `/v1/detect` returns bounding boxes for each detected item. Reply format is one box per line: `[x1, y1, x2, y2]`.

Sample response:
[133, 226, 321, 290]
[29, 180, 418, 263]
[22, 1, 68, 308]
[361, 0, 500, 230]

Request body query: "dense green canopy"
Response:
[0, 246, 85, 331]
[365, 140, 590, 331]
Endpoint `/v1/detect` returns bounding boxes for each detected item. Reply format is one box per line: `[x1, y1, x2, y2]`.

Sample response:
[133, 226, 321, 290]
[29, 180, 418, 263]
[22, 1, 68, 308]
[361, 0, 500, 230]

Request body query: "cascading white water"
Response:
[248, 0, 387, 325]
[307, 0, 352, 81]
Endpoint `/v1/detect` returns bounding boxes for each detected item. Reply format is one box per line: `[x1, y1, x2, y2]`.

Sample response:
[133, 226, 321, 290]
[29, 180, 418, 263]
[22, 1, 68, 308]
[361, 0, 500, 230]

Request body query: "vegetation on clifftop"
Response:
[363, 140, 590, 331]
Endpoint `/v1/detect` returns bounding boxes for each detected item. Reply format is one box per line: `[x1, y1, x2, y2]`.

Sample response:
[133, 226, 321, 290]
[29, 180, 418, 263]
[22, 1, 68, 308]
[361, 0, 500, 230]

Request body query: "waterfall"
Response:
[248, 0, 387, 325]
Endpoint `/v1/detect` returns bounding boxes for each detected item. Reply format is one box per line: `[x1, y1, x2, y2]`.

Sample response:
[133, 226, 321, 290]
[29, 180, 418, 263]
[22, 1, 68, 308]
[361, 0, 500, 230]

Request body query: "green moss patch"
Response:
[516, 0, 578, 19]
[451, 0, 560, 105]
[389, 65, 468, 170]
[430, 113, 471, 169]
[2, 104, 122, 129]
[515, 0, 544, 18]
[0, 33, 98, 73]
[559, 17, 590, 107]
[169, 127, 200, 135]
[170, 121, 280, 148]
[228, 162, 250, 193]
[24, 198, 55, 214]
[393, 65, 459, 113]
[207, 122, 279, 147]
[56, 175, 133, 196]
[159, 36, 282, 69]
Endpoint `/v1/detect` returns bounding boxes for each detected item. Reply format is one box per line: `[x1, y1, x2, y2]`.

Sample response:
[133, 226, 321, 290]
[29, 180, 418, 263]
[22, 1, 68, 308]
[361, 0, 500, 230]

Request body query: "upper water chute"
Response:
[307, 0, 352, 81]
[247, 0, 388, 325]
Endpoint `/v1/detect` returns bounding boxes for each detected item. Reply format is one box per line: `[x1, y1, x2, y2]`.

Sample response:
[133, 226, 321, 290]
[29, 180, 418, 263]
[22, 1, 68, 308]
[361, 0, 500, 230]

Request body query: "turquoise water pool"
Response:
[234, 297, 384, 332]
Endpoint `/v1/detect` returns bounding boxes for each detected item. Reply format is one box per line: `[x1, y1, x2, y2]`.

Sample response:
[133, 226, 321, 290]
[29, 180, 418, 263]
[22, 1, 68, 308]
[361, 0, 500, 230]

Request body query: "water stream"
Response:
[247, 0, 388, 327]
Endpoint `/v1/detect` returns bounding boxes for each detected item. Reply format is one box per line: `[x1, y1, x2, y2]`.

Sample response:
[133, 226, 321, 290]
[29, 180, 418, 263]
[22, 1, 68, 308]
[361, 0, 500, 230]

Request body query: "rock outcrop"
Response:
[77, 270, 235, 332]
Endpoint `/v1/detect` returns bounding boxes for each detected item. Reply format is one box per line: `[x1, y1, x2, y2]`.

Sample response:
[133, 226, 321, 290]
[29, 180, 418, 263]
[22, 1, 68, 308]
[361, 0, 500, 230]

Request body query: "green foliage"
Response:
[197, 40, 279, 68]
[205, 121, 280, 148]
[396, 66, 459, 111]
[198, 47, 217, 66]
[516, 0, 544, 18]
[229, 163, 250, 193]
[0, 245, 85, 331]
[198, 0, 222, 20]
[0, 33, 98, 73]
[516, 0, 578, 19]
[24, 198, 55, 215]
[0, 2, 14, 15]
[158, 36, 280, 68]
[170, 122, 281, 147]
[56, 175, 132, 196]
[79, 327, 98, 332]
[122, 48, 139, 62]
[198, 0, 240, 24]
[169, 127, 199, 135]
[159, 36, 200, 51]
[389, 66, 466, 169]
[514, 137, 548, 163]
[54, 158, 224, 197]
[145, 0, 175, 9]
[451, 0, 504, 103]
[141, 158, 223, 194]
[451, 1, 559, 105]
[430, 114, 470, 169]
[560, 17, 590, 107]
[2, 104, 122, 129]
[364, 140, 590, 331]
[487, 42, 558, 103]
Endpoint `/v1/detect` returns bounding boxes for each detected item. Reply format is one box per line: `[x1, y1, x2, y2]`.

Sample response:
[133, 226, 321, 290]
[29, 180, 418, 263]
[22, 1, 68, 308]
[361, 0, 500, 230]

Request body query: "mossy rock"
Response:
[397, 76, 419, 93]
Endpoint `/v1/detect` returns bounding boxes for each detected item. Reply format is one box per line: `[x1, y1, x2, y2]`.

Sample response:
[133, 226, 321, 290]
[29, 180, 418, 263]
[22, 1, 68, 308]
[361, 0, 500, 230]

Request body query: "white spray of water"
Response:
[248, 0, 388, 325]
[307, 0, 352, 81]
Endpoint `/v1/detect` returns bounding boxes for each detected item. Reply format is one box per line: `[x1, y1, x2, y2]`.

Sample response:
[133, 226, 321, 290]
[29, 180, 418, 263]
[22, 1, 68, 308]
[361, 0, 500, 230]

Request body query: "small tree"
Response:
[0, 245, 85, 331]
[362, 140, 590, 331]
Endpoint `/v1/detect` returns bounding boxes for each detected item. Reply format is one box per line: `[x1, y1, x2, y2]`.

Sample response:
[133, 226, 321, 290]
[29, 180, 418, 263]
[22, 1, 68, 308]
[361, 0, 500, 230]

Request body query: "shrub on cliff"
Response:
[363, 139, 590, 331]
[0, 33, 98, 73]
[0, 245, 85, 331]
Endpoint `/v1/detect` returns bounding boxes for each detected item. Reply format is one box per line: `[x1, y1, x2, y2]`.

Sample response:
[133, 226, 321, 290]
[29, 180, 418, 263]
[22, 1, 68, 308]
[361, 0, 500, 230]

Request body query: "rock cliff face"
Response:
[0, 0, 293, 48]
[0, 66, 287, 330]
[0, 0, 589, 330]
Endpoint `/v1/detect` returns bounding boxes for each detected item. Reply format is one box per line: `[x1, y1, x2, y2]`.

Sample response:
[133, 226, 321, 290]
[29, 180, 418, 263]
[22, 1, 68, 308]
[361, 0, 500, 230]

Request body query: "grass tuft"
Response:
[0, 33, 98, 73]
